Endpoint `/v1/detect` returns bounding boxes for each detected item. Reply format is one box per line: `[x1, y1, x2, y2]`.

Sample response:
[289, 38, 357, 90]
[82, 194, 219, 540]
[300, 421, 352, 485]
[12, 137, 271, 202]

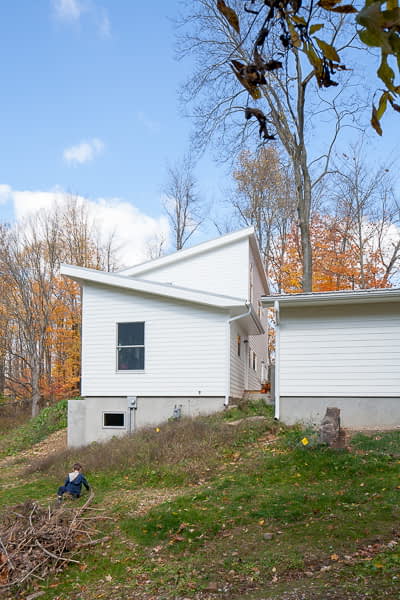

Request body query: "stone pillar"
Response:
[319, 407, 344, 448]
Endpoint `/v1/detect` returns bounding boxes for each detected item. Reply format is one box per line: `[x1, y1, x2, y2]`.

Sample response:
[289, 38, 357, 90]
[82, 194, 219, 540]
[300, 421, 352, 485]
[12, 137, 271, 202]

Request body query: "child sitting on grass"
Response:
[57, 463, 90, 503]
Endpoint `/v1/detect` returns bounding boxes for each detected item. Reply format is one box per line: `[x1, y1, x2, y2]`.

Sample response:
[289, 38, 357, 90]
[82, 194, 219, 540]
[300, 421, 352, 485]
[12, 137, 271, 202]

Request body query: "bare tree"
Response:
[177, 0, 362, 290]
[162, 155, 204, 250]
[331, 144, 400, 287]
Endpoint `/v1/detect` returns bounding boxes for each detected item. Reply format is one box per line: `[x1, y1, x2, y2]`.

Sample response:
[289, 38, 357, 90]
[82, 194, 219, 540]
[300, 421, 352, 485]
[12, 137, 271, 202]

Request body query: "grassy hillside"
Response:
[0, 399, 68, 458]
[0, 401, 399, 599]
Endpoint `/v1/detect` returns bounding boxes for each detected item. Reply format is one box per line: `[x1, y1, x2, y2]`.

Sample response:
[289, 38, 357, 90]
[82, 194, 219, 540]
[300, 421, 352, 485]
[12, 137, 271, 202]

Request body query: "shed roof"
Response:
[262, 287, 400, 308]
[60, 264, 265, 334]
[119, 227, 269, 295]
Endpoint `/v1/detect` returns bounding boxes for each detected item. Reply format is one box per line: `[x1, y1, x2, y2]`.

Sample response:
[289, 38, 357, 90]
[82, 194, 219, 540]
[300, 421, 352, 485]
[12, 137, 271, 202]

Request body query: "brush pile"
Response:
[0, 491, 109, 593]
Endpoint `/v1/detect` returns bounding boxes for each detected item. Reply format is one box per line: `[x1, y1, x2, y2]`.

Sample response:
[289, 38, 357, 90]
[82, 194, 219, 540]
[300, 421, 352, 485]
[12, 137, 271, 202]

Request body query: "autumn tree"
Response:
[178, 0, 363, 291]
[230, 146, 296, 291]
[0, 197, 120, 414]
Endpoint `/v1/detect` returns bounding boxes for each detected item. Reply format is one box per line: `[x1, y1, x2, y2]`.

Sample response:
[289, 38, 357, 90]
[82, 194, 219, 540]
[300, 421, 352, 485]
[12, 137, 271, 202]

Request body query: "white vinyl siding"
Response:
[230, 321, 246, 398]
[133, 238, 249, 300]
[248, 243, 268, 386]
[81, 284, 227, 397]
[279, 303, 400, 397]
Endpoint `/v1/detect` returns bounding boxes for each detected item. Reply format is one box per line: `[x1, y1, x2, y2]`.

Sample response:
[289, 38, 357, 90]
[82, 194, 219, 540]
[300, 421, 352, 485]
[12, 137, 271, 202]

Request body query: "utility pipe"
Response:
[274, 300, 280, 420]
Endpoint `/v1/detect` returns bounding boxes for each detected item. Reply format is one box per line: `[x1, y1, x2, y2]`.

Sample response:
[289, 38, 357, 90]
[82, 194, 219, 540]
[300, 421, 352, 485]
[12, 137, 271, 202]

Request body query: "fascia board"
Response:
[60, 264, 246, 309]
[249, 234, 269, 294]
[261, 288, 400, 308]
[118, 227, 255, 276]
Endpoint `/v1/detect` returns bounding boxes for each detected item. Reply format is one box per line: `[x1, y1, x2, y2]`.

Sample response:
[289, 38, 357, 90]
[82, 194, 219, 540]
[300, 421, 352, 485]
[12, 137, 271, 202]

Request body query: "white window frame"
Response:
[116, 322, 145, 372]
[102, 411, 126, 429]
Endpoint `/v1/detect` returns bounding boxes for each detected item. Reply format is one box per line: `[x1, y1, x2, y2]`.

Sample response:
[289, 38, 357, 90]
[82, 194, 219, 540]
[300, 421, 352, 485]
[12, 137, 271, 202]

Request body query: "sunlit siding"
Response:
[132, 238, 249, 299]
[81, 283, 227, 398]
[248, 242, 268, 385]
[230, 321, 246, 399]
[279, 303, 400, 397]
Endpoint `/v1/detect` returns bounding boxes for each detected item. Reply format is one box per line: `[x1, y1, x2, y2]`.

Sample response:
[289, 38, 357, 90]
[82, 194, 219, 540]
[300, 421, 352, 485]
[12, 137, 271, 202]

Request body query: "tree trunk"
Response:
[31, 358, 41, 417]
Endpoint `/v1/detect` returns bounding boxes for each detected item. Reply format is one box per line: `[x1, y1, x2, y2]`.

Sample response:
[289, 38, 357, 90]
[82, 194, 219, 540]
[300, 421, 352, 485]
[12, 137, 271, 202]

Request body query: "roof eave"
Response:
[60, 264, 246, 310]
[261, 288, 400, 308]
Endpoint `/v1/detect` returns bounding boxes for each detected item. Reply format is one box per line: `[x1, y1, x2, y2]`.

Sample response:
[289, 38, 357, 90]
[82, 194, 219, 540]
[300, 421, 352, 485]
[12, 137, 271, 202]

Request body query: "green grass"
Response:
[0, 399, 68, 458]
[1, 403, 400, 600]
[351, 430, 400, 454]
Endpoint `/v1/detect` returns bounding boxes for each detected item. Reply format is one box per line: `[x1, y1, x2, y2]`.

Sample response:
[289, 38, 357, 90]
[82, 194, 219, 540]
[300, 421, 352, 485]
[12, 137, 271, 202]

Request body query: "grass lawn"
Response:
[0, 402, 399, 599]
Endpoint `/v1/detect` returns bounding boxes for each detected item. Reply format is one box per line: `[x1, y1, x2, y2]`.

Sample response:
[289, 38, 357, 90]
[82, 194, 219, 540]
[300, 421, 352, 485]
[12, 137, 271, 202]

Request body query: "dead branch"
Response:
[0, 492, 109, 593]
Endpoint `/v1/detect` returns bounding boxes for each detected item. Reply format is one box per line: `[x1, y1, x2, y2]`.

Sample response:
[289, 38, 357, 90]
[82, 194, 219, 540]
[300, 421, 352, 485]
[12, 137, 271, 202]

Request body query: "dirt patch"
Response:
[103, 486, 189, 517]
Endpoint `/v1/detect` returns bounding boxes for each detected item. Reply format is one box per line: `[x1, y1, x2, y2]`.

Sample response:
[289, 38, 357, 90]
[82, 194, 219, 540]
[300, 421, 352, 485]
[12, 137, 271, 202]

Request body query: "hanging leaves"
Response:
[245, 107, 276, 140]
[217, 0, 240, 33]
[221, 0, 400, 138]
[231, 60, 262, 98]
[356, 0, 400, 131]
[371, 104, 383, 135]
[315, 37, 341, 62]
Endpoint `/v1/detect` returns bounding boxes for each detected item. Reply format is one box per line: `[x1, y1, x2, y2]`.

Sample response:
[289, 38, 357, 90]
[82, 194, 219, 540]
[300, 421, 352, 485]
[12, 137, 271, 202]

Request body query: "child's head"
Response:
[73, 463, 82, 472]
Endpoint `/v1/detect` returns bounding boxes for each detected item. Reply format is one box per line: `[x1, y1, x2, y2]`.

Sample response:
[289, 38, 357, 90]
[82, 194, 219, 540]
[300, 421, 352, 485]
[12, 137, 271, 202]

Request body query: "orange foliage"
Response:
[41, 277, 81, 401]
[277, 213, 392, 293]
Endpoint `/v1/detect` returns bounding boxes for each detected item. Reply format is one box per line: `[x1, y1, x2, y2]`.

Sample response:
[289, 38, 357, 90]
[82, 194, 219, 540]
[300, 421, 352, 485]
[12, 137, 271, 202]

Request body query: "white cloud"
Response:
[0, 184, 12, 205]
[52, 0, 111, 38]
[63, 138, 105, 165]
[136, 112, 160, 134]
[52, 0, 85, 22]
[1, 185, 170, 267]
[97, 10, 111, 38]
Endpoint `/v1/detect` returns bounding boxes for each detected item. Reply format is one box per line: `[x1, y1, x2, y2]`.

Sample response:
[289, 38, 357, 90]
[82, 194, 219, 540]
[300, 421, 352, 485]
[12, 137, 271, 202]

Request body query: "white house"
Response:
[61, 227, 269, 447]
[262, 288, 400, 430]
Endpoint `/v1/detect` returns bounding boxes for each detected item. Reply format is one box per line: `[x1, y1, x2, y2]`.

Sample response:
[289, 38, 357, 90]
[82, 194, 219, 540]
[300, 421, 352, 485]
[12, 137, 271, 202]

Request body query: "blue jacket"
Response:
[64, 472, 90, 496]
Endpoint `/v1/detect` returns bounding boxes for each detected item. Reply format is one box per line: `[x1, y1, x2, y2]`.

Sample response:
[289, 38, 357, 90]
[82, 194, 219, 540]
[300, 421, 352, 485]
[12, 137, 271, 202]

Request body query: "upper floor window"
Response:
[117, 322, 144, 370]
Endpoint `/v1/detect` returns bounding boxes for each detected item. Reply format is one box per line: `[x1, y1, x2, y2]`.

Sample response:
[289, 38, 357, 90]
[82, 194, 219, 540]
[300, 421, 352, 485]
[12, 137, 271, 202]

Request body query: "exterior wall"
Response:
[248, 242, 268, 386]
[68, 396, 225, 447]
[81, 284, 228, 398]
[279, 302, 400, 397]
[280, 397, 400, 430]
[229, 320, 263, 399]
[132, 238, 249, 300]
[230, 321, 246, 399]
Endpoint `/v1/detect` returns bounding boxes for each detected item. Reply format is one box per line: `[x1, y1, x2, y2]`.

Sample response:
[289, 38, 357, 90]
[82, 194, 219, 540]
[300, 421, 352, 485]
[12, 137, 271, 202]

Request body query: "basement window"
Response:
[103, 412, 125, 428]
[117, 322, 145, 370]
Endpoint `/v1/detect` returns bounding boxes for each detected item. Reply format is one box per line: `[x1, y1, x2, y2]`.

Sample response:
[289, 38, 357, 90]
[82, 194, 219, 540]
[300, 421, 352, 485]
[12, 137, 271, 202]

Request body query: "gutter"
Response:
[274, 300, 280, 420]
[225, 303, 253, 407]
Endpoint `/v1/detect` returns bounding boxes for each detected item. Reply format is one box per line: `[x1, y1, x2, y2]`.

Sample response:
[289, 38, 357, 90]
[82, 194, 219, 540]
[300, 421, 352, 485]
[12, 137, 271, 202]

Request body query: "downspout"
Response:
[225, 303, 253, 407]
[274, 300, 280, 420]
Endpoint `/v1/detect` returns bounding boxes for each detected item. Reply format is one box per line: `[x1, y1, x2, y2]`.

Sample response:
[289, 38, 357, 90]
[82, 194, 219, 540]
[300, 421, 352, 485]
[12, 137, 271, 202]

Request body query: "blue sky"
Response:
[0, 0, 226, 263]
[0, 1, 398, 265]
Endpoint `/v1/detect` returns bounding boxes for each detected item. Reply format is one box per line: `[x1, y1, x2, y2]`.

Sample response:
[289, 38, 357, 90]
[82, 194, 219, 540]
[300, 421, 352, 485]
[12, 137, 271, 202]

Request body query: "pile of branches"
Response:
[0, 491, 110, 593]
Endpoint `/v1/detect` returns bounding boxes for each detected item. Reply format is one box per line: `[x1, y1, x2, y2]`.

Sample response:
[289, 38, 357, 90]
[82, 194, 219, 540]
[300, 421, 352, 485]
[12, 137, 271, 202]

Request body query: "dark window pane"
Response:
[118, 347, 144, 370]
[104, 413, 125, 427]
[118, 322, 144, 346]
